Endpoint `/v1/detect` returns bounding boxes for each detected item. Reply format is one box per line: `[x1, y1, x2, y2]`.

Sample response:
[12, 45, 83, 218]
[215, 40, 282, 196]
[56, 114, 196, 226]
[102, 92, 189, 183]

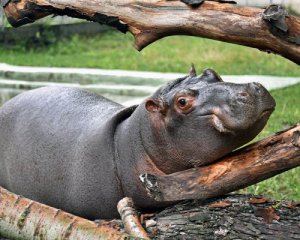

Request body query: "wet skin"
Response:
[0, 67, 275, 219]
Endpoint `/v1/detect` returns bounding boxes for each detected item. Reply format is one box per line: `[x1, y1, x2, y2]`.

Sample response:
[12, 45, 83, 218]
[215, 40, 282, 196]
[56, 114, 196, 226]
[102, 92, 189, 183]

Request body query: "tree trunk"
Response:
[142, 194, 300, 239]
[2, 0, 300, 64]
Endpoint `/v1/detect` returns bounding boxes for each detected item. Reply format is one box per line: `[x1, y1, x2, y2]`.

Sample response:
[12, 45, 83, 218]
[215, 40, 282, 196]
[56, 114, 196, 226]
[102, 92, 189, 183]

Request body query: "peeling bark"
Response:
[140, 124, 300, 202]
[2, 0, 300, 64]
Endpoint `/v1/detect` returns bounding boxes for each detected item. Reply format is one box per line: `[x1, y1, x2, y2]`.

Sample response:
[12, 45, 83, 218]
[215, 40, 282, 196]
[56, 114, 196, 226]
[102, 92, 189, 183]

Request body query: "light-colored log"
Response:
[0, 186, 128, 240]
[117, 197, 150, 239]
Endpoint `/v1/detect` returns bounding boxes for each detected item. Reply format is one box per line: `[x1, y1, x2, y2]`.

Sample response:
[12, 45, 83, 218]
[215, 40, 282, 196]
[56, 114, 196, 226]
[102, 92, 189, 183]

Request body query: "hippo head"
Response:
[142, 66, 276, 174]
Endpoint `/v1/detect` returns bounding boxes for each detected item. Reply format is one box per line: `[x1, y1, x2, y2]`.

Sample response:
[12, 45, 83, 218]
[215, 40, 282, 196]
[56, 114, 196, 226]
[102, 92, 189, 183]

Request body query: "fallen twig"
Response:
[117, 197, 149, 239]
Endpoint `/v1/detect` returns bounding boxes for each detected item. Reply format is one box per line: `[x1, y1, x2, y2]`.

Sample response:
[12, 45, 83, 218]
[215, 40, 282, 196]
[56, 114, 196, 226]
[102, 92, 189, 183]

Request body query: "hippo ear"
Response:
[145, 98, 166, 114]
[201, 69, 223, 83]
[189, 64, 197, 77]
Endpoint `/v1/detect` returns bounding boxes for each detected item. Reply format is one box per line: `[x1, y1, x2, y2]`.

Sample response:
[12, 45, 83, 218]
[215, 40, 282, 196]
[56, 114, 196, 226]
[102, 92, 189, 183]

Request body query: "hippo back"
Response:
[0, 86, 134, 219]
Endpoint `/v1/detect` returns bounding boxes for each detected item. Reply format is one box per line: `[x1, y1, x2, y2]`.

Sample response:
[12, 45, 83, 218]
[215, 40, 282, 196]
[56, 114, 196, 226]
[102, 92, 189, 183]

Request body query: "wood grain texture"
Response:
[3, 0, 300, 64]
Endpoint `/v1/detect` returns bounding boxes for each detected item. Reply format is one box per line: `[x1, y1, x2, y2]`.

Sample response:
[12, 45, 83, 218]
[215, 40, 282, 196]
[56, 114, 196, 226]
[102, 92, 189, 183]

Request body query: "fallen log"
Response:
[143, 194, 300, 239]
[140, 123, 300, 202]
[1, 188, 300, 239]
[2, 0, 300, 64]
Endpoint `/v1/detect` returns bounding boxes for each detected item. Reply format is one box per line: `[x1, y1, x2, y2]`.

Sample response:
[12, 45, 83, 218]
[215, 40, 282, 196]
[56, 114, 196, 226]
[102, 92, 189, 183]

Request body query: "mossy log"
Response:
[2, 0, 300, 64]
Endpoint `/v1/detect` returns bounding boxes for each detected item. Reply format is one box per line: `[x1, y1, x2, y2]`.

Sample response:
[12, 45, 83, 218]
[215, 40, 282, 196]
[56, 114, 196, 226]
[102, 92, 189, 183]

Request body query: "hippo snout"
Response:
[211, 81, 276, 133]
[234, 82, 275, 112]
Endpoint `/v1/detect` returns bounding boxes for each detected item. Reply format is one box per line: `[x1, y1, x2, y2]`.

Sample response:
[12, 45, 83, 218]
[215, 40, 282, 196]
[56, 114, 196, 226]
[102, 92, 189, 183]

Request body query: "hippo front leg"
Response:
[139, 124, 300, 202]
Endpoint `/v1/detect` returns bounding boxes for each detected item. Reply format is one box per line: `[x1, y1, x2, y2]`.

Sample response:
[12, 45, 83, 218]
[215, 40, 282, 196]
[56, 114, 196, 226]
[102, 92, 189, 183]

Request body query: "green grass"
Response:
[242, 83, 300, 201]
[1, 31, 300, 76]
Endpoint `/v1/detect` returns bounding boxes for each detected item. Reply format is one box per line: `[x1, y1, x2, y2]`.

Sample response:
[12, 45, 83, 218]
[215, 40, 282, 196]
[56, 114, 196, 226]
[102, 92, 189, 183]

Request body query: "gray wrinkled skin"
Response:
[0, 68, 275, 219]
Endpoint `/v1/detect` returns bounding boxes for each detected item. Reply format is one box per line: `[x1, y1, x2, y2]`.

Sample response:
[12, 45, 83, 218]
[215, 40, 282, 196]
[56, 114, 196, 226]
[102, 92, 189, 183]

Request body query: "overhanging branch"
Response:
[2, 0, 300, 64]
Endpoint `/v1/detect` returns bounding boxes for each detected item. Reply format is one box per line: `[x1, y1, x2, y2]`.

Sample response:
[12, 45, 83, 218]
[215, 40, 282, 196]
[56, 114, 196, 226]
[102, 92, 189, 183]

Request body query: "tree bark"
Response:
[2, 0, 300, 64]
[140, 124, 300, 202]
[0, 186, 128, 240]
[142, 194, 300, 239]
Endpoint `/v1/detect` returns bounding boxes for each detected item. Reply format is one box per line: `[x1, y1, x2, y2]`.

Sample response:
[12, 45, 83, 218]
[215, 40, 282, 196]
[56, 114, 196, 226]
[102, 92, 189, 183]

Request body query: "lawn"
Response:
[0, 31, 299, 201]
[0, 31, 300, 76]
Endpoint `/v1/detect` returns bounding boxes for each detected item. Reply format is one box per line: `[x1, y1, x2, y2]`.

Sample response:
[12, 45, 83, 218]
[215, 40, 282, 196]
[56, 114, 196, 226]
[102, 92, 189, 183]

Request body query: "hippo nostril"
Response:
[237, 91, 250, 104]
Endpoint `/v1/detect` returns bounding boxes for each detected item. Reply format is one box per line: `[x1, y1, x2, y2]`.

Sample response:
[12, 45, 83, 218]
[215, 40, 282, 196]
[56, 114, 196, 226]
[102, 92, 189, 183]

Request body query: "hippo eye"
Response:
[176, 96, 194, 113]
[178, 98, 187, 106]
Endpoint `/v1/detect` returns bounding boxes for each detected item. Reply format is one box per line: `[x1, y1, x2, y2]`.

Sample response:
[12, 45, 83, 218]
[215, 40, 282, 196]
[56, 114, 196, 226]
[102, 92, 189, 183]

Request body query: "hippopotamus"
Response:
[0, 67, 275, 219]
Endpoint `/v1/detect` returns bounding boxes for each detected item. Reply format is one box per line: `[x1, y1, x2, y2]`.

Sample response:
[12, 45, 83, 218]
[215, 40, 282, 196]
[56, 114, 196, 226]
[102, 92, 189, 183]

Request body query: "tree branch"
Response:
[140, 124, 300, 202]
[117, 197, 150, 239]
[2, 0, 300, 64]
[0, 186, 128, 239]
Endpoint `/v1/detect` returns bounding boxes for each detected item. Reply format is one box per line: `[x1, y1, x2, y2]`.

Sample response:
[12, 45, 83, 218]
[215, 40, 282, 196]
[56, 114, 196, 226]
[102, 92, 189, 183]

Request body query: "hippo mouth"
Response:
[211, 115, 235, 134]
[197, 113, 235, 134]
[210, 106, 275, 134]
[260, 107, 275, 117]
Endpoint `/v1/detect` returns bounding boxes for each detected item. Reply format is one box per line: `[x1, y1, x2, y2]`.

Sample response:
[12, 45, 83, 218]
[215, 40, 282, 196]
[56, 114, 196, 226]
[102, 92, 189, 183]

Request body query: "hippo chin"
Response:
[0, 66, 275, 219]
